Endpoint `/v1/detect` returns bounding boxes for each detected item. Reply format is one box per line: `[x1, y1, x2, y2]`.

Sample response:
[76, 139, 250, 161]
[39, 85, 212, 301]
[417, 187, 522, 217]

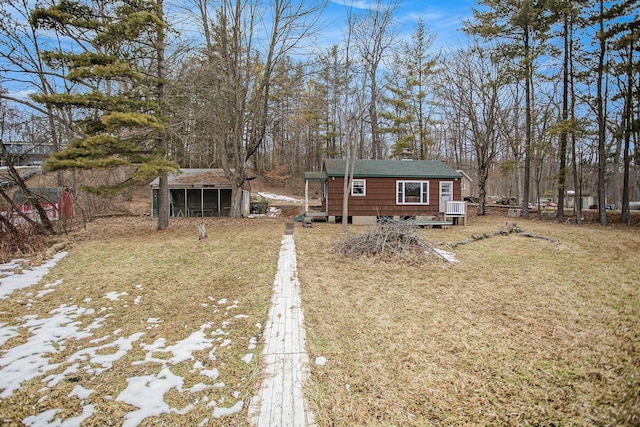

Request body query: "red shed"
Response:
[13, 187, 74, 221]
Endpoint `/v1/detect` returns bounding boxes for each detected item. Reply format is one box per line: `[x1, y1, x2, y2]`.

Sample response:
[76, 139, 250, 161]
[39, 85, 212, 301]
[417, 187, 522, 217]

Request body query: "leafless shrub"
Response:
[333, 220, 442, 265]
[0, 215, 46, 263]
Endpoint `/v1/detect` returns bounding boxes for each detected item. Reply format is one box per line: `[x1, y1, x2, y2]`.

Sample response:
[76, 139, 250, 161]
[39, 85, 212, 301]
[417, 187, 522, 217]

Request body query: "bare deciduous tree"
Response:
[194, 0, 325, 217]
[439, 42, 510, 216]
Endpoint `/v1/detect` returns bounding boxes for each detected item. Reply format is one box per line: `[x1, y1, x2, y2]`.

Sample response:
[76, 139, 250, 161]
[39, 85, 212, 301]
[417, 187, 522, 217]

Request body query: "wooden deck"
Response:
[293, 212, 328, 222]
[404, 220, 454, 229]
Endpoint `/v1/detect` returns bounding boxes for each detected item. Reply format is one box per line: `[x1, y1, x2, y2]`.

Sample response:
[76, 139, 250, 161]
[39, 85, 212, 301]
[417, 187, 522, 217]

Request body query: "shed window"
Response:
[397, 180, 429, 204]
[351, 179, 366, 196]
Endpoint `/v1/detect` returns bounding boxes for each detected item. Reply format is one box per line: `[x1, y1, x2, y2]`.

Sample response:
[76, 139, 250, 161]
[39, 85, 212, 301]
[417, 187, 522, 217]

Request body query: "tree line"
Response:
[0, 0, 637, 229]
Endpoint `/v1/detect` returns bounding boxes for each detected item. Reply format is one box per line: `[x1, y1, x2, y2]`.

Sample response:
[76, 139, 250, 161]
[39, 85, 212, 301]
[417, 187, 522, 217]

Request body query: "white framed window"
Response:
[351, 179, 366, 196]
[397, 180, 429, 204]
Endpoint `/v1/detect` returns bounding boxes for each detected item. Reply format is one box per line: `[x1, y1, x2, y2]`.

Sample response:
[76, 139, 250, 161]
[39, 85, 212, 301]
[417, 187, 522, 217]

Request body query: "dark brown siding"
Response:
[326, 177, 461, 217]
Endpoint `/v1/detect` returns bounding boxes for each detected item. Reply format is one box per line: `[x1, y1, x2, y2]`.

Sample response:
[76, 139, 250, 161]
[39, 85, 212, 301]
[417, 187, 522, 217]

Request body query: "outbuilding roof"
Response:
[304, 171, 328, 181]
[149, 169, 232, 188]
[322, 159, 462, 179]
[13, 187, 69, 205]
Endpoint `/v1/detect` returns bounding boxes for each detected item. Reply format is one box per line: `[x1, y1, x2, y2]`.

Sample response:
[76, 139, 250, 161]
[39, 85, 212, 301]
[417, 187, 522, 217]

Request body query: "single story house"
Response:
[304, 159, 467, 225]
[13, 187, 74, 220]
[150, 169, 250, 218]
[566, 191, 596, 210]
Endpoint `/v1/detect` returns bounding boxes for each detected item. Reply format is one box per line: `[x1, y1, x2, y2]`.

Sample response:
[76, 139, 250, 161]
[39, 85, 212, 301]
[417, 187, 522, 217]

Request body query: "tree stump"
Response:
[198, 224, 207, 240]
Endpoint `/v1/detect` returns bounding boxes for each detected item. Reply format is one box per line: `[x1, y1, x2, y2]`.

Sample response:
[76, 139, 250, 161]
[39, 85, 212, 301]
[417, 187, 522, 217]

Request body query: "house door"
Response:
[439, 181, 453, 213]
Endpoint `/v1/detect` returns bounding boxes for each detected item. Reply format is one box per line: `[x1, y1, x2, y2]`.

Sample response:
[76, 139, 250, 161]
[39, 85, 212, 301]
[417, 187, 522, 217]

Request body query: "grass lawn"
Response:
[0, 214, 638, 426]
[0, 217, 284, 426]
[296, 215, 640, 426]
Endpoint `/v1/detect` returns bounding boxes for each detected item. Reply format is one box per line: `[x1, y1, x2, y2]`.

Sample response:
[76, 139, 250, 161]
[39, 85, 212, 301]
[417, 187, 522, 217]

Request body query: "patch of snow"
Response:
[314, 356, 327, 366]
[0, 323, 19, 347]
[44, 363, 80, 387]
[104, 291, 128, 301]
[163, 331, 214, 365]
[0, 253, 255, 426]
[188, 382, 211, 392]
[23, 404, 95, 427]
[0, 252, 68, 299]
[242, 353, 253, 364]
[116, 367, 185, 427]
[0, 305, 94, 398]
[68, 333, 145, 375]
[37, 289, 56, 298]
[200, 368, 220, 380]
[248, 337, 257, 350]
[68, 384, 94, 399]
[257, 192, 303, 203]
[212, 400, 243, 419]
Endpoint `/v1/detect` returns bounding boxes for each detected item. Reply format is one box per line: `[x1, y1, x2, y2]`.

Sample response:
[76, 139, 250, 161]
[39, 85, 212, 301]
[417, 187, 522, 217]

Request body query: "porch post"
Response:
[305, 179, 309, 213]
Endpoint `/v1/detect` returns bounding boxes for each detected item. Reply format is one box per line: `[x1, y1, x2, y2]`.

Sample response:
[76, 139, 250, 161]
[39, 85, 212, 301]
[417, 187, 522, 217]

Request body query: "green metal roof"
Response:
[304, 171, 328, 181]
[322, 159, 462, 179]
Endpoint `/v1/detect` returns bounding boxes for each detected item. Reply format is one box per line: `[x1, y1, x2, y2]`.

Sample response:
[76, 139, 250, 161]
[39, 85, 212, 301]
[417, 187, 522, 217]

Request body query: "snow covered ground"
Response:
[0, 254, 256, 426]
[256, 192, 303, 204]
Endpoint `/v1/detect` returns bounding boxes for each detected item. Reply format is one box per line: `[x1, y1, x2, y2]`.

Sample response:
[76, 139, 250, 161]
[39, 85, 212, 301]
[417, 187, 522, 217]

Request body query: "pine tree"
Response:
[465, 0, 552, 218]
[605, 0, 638, 225]
[29, 0, 178, 228]
[403, 19, 438, 160]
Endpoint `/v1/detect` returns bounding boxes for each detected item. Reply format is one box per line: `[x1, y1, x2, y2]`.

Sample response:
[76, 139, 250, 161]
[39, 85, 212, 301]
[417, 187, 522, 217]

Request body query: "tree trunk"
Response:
[156, 0, 170, 231]
[522, 33, 532, 219]
[596, 0, 608, 226]
[477, 169, 488, 216]
[621, 52, 633, 224]
[557, 14, 569, 223]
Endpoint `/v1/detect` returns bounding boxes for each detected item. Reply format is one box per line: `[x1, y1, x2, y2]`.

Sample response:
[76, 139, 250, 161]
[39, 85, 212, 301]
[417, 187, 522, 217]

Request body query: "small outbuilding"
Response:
[304, 159, 467, 225]
[150, 169, 250, 218]
[13, 187, 74, 220]
[457, 169, 474, 201]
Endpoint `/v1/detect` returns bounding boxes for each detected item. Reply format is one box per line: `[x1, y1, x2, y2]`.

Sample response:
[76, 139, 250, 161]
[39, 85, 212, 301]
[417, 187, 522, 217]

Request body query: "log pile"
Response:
[450, 221, 558, 248]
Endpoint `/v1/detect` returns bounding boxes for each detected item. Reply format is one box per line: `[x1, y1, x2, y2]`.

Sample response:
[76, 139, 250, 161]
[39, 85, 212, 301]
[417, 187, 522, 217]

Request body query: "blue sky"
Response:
[319, 0, 476, 51]
[1, 0, 477, 102]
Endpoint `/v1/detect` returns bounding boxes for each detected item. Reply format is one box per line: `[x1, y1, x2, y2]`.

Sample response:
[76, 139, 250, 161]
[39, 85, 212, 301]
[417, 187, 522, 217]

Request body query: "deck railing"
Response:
[445, 201, 467, 225]
[445, 201, 466, 215]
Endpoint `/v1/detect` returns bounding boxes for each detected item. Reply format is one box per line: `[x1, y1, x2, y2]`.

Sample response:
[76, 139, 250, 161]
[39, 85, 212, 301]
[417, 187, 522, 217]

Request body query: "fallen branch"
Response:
[451, 221, 558, 248]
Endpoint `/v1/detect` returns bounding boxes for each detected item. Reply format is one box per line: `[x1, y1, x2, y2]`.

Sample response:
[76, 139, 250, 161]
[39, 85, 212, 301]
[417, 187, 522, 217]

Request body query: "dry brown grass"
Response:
[296, 215, 640, 426]
[0, 216, 284, 426]
[2, 211, 639, 426]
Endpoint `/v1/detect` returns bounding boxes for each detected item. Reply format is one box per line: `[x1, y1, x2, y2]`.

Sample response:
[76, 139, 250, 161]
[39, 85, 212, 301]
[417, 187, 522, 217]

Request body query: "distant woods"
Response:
[0, 0, 638, 223]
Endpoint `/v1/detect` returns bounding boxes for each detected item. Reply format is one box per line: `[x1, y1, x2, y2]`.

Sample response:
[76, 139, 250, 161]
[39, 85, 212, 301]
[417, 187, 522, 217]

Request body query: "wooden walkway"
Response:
[248, 234, 316, 427]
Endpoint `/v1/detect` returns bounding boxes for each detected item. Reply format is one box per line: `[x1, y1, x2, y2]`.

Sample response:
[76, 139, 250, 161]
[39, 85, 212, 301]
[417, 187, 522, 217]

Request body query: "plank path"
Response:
[248, 234, 316, 427]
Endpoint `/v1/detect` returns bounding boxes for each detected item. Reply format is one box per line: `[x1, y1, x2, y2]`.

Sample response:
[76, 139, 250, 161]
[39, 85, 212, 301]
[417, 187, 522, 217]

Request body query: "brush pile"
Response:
[0, 216, 46, 263]
[333, 220, 445, 264]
